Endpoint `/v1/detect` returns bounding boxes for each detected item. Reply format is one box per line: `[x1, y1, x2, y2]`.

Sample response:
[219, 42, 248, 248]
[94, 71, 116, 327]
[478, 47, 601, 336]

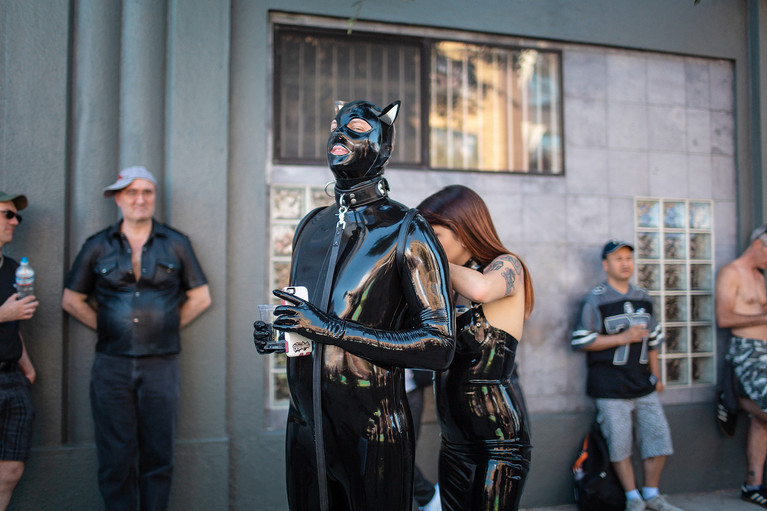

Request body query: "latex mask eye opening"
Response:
[347, 118, 373, 133]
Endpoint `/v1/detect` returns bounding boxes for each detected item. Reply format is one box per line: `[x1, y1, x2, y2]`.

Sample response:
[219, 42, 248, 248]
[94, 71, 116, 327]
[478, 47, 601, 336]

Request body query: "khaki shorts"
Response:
[595, 392, 673, 462]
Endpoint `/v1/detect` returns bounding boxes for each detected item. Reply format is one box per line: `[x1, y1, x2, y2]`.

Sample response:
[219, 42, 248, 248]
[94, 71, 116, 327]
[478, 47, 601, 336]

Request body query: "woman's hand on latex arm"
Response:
[449, 254, 523, 304]
[454, 307, 483, 354]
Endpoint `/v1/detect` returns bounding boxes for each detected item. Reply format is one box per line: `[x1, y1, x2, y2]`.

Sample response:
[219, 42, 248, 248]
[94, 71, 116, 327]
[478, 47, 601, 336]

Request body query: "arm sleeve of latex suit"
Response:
[274, 215, 455, 370]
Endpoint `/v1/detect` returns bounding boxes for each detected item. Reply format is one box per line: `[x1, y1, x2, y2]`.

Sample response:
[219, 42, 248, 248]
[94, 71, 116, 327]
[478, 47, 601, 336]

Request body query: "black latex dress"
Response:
[436, 303, 532, 511]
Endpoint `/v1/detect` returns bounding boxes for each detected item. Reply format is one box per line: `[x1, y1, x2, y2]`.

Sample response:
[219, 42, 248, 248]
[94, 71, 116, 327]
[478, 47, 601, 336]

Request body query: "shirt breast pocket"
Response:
[95, 259, 121, 287]
[154, 259, 180, 289]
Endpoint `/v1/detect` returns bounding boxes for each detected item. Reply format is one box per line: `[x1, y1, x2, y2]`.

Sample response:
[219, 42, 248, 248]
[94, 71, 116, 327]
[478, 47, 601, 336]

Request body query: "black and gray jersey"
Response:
[571, 282, 664, 399]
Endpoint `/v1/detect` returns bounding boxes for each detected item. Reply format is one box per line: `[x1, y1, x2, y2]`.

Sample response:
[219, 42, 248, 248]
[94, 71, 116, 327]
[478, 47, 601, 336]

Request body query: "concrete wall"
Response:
[0, 0, 763, 509]
[754, 0, 767, 228]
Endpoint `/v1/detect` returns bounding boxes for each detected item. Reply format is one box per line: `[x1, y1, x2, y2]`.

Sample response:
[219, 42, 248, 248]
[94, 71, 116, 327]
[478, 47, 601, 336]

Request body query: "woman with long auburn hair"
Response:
[418, 185, 533, 511]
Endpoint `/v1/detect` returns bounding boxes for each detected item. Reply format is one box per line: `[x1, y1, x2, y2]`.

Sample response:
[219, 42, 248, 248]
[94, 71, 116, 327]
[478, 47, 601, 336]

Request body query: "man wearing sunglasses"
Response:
[61, 166, 211, 511]
[0, 190, 38, 511]
[715, 224, 767, 508]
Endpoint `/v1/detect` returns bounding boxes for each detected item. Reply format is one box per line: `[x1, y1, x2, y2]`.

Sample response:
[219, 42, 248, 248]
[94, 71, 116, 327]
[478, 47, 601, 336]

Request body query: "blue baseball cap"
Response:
[602, 239, 634, 259]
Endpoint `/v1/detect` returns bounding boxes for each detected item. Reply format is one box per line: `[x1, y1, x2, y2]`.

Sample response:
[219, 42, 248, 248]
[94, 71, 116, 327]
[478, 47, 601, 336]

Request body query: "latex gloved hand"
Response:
[272, 289, 344, 345]
[273, 289, 455, 370]
[253, 320, 285, 354]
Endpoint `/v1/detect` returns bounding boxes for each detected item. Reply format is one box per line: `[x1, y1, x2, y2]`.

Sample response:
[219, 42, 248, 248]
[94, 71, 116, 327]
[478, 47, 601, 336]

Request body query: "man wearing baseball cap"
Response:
[0, 190, 38, 510]
[571, 240, 681, 511]
[62, 167, 211, 510]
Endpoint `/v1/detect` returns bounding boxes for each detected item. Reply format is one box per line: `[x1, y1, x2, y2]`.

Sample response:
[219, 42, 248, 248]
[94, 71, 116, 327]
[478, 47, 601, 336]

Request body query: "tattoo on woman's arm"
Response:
[502, 268, 517, 294]
[487, 255, 522, 295]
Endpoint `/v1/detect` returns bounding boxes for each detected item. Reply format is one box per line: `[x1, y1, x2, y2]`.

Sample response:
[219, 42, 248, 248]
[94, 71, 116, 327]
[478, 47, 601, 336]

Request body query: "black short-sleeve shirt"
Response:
[0, 257, 22, 362]
[64, 220, 208, 356]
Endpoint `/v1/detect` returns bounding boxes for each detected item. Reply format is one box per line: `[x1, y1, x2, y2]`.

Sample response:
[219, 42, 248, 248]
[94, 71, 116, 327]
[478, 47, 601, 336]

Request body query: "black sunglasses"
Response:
[0, 210, 22, 224]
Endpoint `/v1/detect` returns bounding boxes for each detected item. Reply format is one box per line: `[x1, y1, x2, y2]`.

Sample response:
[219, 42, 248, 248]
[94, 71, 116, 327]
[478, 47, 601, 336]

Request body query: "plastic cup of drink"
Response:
[258, 303, 277, 323]
[257, 304, 282, 350]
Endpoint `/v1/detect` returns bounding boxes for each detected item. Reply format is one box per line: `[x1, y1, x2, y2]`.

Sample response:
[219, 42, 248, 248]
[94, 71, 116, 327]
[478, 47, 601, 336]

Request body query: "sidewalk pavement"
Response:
[521, 488, 759, 511]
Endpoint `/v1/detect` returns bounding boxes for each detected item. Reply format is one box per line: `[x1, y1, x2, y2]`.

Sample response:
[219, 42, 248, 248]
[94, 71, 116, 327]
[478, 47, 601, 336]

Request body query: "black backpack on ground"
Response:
[572, 421, 625, 511]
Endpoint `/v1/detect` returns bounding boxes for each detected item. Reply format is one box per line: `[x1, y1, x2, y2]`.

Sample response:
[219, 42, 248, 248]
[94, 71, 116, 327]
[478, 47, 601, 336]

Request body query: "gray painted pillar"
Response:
[164, 0, 231, 506]
[747, 0, 765, 235]
[228, 2, 281, 509]
[0, 0, 70, 448]
[120, 0, 167, 220]
[759, 0, 767, 225]
[67, 0, 123, 445]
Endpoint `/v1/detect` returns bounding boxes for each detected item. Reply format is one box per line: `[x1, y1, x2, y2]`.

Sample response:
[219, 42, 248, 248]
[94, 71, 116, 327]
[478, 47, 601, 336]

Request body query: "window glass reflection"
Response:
[431, 43, 562, 173]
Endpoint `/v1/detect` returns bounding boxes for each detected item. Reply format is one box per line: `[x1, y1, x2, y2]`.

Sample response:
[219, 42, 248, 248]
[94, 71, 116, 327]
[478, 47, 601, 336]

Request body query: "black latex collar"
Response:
[334, 176, 390, 209]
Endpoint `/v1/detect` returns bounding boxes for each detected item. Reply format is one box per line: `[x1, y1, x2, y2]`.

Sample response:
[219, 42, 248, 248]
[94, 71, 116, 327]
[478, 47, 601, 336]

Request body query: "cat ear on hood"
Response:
[335, 100, 347, 115]
[379, 100, 401, 126]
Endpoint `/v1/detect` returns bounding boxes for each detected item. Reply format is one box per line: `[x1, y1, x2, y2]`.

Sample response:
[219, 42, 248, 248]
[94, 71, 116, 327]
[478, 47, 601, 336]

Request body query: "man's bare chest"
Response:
[738, 271, 767, 309]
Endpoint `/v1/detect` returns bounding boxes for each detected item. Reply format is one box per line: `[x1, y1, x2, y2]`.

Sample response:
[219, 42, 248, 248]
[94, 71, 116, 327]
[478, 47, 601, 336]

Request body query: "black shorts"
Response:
[0, 371, 34, 461]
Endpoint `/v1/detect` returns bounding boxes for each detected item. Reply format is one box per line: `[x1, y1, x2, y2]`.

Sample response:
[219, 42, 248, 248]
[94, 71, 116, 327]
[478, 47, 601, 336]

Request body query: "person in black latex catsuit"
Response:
[253, 100, 455, 511]
[418, 185, 534, 511]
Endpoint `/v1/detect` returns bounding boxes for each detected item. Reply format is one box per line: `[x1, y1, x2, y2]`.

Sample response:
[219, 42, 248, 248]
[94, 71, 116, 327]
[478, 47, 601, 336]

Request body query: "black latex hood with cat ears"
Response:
[326, 100, 400, 184]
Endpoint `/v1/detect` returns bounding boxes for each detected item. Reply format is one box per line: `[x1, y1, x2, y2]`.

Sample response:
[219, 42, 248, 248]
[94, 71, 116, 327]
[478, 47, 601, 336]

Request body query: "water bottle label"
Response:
[15, 259, 34, 299]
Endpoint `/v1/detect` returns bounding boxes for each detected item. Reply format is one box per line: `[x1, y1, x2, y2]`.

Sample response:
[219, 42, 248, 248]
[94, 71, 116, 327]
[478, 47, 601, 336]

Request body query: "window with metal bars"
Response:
[274, 25, 563, 174]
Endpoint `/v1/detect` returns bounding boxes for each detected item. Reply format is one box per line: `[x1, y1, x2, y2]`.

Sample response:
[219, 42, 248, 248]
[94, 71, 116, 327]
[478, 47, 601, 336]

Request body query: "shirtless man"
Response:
[715, 224, 767, 508]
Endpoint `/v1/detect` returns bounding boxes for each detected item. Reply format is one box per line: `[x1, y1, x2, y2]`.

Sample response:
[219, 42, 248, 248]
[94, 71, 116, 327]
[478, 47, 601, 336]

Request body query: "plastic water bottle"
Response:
[15, 257, 34, 299]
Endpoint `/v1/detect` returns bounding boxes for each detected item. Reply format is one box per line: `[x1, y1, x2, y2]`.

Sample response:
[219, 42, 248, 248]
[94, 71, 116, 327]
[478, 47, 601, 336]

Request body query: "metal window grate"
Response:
[274, 26, 563, 174]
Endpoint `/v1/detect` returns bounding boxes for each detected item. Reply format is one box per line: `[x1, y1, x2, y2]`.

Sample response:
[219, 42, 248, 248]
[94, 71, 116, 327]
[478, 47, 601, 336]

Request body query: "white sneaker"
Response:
[422, 484, 442, 511]
[644, 494, 683, 511]
[625, 498, 646, 511]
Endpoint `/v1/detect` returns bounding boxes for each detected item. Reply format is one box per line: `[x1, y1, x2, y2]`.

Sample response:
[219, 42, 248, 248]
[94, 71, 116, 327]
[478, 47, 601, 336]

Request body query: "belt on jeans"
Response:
[0, 361, 17, 372]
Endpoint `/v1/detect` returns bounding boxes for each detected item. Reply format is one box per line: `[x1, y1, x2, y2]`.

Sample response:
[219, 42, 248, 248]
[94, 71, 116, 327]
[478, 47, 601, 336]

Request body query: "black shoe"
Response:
[716, 391, 737, 438]
[742, 485, 767, 508]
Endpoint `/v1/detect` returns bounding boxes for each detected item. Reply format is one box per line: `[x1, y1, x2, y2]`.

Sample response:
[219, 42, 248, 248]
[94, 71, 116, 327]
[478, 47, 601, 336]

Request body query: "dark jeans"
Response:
[90, 353, 180, 511]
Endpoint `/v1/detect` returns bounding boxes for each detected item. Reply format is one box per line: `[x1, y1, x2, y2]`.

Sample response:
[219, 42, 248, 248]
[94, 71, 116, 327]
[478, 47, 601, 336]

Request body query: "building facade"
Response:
[1, 0, 766, 509]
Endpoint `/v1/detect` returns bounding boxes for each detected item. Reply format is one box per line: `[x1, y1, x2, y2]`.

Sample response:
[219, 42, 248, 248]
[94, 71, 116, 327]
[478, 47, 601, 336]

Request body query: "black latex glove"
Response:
[272, 289, 453, 370]
[272, 289, 343, 345]
[253, 320, 285, 354]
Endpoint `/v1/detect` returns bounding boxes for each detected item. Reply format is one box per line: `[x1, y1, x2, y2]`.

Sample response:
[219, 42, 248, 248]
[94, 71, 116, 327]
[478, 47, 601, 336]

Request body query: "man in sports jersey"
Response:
[715, 224, 767, 508]
[572, 240, 682, 511]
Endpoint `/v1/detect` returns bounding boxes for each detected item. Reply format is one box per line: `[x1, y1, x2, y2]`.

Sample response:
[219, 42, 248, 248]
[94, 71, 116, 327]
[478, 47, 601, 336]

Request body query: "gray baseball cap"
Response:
[0, 190, 28, 210]
[103, 166, 157, 197]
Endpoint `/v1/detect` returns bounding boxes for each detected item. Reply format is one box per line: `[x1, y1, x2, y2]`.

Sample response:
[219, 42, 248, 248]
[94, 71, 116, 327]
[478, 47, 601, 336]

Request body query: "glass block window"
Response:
[273, 25, 563, 174]
[635, 198, 715, 388]
[267, 185, 335, 409]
